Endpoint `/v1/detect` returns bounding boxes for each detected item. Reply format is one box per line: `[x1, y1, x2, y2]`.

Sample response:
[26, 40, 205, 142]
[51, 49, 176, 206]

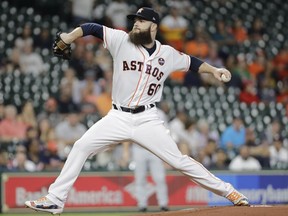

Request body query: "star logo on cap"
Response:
[137, 8, 144, 13]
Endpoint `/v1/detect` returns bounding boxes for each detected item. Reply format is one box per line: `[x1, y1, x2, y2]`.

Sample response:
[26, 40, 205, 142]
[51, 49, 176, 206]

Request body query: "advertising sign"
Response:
[1, 172, 288, 213]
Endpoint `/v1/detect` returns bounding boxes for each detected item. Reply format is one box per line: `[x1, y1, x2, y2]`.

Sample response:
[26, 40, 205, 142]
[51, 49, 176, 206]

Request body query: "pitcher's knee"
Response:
[73, 139, 90, 152]
[171, 155, 192, 170]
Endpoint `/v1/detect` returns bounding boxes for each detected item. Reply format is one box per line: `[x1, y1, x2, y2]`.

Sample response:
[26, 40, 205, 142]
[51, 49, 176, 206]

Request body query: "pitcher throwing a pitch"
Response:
[25, 7, 249, 214]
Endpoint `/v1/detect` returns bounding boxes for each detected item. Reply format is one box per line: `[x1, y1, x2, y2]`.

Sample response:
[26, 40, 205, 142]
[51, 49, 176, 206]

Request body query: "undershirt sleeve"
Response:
[189, 56, 204, 73]
[80, 23, 103, 40]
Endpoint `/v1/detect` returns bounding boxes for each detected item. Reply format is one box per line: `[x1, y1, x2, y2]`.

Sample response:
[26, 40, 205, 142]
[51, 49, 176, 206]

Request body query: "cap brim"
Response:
[127, 14, 147, 21]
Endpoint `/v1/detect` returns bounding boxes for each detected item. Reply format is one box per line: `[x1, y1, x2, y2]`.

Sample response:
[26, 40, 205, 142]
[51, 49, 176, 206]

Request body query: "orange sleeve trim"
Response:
[136, 60, 152, 106]
[128, 47, 146, 107]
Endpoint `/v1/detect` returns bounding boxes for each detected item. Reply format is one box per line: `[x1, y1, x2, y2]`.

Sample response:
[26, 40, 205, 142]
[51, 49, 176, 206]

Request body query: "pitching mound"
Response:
[133, 205, 288, 216]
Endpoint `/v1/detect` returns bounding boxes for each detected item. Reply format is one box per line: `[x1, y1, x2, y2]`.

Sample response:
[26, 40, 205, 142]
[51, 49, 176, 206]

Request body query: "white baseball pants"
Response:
[47, 107, 234, 207]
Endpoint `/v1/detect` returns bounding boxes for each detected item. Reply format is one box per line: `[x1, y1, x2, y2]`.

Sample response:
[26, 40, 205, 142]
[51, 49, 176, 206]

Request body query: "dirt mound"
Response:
[133, 205, 288, 216]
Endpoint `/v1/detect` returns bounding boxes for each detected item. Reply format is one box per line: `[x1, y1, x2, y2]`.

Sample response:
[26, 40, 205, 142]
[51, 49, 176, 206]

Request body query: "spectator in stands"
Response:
[220, 117, 246, 159]
[231, 18, 248, 43]
[175, 118, 200, 157]
[245, 127, 258, 147]
[261, 119, 282, 146]
[105, 0, 130, 31]
[55, 112, 87, 159]
[196, 139, 218, 168]
[69, 44, 86, 80]
[269, 137, 288, 169]
[273, 43, 288, 80]
[8, 145, 35, 172]
[45, 128, 58, 154]
[60, 67, 80, 104]
[256, 61, 277, 104]
[165, 0, 196, 18]
[232, 54, 252, 83]
[14, 23, 34, 53]
[169, 110, 188, 143]
[46, 153, 65, 171]
[37, 97, 62, 127]
[70, 0, 95, 26]
[57, 85, 79, 114]
[248, 49, 266, 78]
[0, 149, 9, 171]
[33, 26, 53, 50]
[184, 25, 210, 58]
[137, 0, 166, 15]
[0, 102, 5, 121]
[38, 118, 53, 144]
[19, 101, 37, 128]
[248, 18, 266, 42]
[61, 67, 79, 87]
[211, 19, 235, 52]
[224, 55, 244, 89]
[94, 45, 113, 73]
[204, 42, 224, 68]
[43, 129, 64, 171]
[92, 1, 113, 27]
[6, 49, 21, 73]
[276, 79, 288, 103]
[229, 145, 262, 171]
[245, 127, 270, 168]
[183, 27, 212, 87]
[197, 119, 219, 149]
[19, 43, 45, 76]
[0, 105, 27, 143]
[21, 126, 39, 149]
[94, 70, 113, 117]
[75, 70, 102, 113]
[201, 42, 225, 87]
[239, 80, 261, 104]
[210, 148, 230, 170]
[82, 49, 104, 80]
[2, 55, 21, 74]
[26, 138, 48, 171]
[160, 6, 189, 51]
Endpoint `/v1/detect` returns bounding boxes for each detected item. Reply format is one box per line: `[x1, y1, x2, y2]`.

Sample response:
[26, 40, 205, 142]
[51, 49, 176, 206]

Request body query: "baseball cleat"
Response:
[25, 196, 63, 215]
[226, 190, 250, 206]
[234, 198, 250, 206]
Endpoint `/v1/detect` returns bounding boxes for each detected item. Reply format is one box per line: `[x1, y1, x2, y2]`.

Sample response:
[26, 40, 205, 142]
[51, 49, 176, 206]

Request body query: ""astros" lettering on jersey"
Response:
[123, 60, 164, 81]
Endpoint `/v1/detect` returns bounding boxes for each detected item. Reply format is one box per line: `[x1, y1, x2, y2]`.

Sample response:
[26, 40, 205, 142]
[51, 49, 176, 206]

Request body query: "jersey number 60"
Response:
[147, 83, 161, 96]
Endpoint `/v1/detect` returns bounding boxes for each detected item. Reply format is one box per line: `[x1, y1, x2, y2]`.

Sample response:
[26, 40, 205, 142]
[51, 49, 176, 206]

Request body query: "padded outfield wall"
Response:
[1, 171, 288, 213]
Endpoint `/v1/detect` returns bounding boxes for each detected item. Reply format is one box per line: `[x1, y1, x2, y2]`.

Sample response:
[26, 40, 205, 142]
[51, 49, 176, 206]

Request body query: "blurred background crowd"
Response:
[0, 0, 288, 173]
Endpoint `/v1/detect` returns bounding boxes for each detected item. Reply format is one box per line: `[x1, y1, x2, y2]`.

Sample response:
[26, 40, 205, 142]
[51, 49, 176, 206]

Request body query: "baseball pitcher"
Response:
[25, 7, 249, 215]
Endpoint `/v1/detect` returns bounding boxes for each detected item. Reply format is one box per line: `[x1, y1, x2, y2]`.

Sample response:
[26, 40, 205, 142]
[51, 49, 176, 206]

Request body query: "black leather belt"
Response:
[112, 103, 155, 114]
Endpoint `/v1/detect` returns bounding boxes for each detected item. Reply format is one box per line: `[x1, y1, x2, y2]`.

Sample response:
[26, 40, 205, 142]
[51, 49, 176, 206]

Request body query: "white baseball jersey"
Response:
[103, 26, 190, 107]
[43, 25, 242, 209]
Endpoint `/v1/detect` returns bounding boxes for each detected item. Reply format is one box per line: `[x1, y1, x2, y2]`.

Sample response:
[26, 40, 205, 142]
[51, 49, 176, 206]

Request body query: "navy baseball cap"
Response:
[127, 7, 160, 24]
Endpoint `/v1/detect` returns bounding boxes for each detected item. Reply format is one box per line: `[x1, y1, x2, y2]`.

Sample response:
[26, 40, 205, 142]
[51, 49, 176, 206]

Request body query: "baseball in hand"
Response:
[221, 74, 231, 82]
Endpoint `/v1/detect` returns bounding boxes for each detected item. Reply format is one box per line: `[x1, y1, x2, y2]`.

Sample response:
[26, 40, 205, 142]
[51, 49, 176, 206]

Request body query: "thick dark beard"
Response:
[128, 27, 153, 45]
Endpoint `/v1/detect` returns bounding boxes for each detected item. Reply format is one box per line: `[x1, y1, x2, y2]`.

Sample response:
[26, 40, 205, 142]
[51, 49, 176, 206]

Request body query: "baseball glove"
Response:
[52, 31, 71, 60]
